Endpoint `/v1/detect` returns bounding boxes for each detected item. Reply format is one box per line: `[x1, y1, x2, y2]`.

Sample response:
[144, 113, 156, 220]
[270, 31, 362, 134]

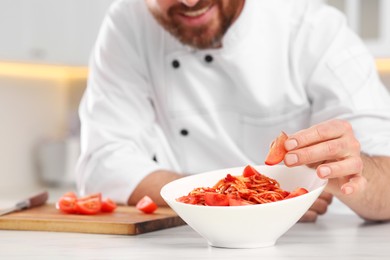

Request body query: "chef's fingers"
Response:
[284, 136, 360, 166]
[341, 174, 367, 195]
[299, 192, 333, 223]
[299, 210, 318, 223]
[316, 156, 363, 179]
[309, 196, 331, 215]
[318, 191, 333, 204]
[285, 119, 352, 151]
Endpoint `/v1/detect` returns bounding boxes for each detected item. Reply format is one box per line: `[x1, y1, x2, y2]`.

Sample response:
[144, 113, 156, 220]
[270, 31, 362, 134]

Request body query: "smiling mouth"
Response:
[180, 5, 212, 18]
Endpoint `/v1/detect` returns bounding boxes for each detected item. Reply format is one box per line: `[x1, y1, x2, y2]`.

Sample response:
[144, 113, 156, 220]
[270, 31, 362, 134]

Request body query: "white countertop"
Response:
[1, 198, 389, 260]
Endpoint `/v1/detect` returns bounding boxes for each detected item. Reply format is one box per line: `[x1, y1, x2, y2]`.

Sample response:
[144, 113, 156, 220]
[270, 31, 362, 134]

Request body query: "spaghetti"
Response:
[176, 165, 308, 206]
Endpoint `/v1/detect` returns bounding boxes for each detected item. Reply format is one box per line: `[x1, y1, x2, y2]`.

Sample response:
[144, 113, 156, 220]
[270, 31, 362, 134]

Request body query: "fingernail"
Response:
[318, 167, 331, 178]
[285, 154, 298, 165]
[342, 186, 354, 195]
[285, 139, 298, 151]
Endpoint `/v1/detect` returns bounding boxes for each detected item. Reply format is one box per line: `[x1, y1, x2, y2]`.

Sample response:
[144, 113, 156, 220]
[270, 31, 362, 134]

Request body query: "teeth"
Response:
[182, 6, 210, 17]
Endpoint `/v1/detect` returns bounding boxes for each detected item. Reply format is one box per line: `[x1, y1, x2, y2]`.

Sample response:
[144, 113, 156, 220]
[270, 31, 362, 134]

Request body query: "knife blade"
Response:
[0, 190, 49, 216]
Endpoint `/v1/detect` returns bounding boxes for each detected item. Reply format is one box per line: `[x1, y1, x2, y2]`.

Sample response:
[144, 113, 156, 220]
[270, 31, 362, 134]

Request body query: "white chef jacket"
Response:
[77, 0, 390, 204]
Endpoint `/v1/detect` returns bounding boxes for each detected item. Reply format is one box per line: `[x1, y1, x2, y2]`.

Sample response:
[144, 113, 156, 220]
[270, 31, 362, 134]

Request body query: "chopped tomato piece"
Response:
[243, 165, 260, 178]
[204, 193, 229, 206]
[136, 195, 158, 214]
[284, 188, 309, 200]
[57, 196, 78, 214]
[101, 198, 117, 212]
[77, 193, 102, 202]
[224, 174, 237, 182]
[228, 197, 252, 206]
[176, 195, 198, 205]
[265, 131, 288, 165]
[62, 191, 77, 198]
[56, 192, 117, 215]
[75, 196, 102, 215]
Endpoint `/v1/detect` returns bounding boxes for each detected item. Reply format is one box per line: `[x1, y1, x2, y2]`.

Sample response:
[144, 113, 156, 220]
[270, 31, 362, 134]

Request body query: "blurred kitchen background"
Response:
[0, 0, 389, 199]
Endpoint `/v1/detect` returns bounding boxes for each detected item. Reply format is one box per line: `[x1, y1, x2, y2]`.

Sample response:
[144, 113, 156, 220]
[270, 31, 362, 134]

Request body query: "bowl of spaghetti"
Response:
[161, 164, 327, 249]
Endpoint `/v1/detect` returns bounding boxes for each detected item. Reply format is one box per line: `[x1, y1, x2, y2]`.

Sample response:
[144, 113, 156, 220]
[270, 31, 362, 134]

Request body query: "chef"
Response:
[76, 0, 390, 222]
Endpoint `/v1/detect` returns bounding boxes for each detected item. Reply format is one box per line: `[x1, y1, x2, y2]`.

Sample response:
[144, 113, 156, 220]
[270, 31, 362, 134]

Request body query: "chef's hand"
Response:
[299, 191, 333, 222]
[284, 119, 367, 198]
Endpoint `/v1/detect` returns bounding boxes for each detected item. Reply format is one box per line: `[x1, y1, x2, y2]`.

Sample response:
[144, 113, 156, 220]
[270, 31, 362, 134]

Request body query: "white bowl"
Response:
[161, 165, 327, 249]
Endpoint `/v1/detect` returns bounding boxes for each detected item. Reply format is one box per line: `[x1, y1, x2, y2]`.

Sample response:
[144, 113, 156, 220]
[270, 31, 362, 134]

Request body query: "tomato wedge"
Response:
[136, 195, 158, 214]
[57, 196, 78, 214]
[176, 195, 198, 205]
[265, 131, 288, 166]
[284, 188, 309, 200]
[204, 193, 229, 206]
[75, 194, 102, 215]
[56, 192, 118, 215]
[101, 198, 117, 213]
[228, 197, 252, 206]
[243, 165, 260, 178]
[77, 193, 102, 202]
[62, 191, 77, 198]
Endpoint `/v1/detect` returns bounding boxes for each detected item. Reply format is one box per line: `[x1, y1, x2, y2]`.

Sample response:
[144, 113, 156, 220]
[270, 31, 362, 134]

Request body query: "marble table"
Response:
[1, 201, 389, 260]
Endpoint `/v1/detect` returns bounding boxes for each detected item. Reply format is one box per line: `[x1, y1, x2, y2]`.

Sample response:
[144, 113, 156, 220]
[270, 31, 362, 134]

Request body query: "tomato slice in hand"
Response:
[265, 131, 288, 166]
[101, 198, 117, 213]
[284, 188, 309, 200]
[136, 195, 158, 214]
[204, 193, 229, 206]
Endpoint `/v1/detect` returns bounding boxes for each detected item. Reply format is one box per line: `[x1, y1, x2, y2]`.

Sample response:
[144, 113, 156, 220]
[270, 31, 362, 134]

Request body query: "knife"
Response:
[0, 191, 49, 216]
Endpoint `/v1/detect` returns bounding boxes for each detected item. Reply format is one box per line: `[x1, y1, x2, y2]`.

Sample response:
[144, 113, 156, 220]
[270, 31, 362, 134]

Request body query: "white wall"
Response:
[0, 1, 114, 196]
[326, 0, 390, 57]
[0, 0, 114, 65]
[0, 74, 86, 195]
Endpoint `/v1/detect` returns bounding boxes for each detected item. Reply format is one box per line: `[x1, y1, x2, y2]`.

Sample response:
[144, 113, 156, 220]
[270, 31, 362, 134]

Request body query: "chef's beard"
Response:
[148, 0, 242, 49]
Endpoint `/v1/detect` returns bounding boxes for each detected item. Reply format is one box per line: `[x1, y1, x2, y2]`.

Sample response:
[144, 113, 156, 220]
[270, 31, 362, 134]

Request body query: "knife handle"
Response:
[15, 191, 49, 210]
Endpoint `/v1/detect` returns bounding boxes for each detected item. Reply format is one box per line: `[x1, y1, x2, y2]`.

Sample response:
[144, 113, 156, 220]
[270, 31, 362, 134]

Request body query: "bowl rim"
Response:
[163, 185, 327, 211]
[161, 164, 328, 210]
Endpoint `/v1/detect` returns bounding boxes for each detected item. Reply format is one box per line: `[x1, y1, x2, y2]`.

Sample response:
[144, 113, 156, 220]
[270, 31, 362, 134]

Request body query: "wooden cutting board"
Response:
[0, 203, 186, 235]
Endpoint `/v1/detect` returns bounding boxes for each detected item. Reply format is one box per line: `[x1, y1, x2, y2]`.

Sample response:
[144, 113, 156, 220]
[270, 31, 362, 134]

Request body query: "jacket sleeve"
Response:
[76, 1, 165, 204]
[296, 2, 390, 156]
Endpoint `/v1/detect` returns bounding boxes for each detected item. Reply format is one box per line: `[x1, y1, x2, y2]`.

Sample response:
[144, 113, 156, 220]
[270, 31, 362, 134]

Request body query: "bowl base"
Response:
[208, 240, 276, 249]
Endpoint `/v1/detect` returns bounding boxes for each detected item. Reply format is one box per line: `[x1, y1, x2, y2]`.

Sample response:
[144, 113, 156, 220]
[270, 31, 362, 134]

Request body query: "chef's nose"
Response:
[180, 0, 201, 7]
